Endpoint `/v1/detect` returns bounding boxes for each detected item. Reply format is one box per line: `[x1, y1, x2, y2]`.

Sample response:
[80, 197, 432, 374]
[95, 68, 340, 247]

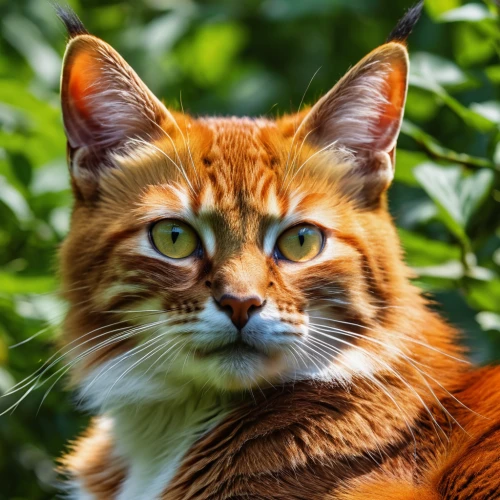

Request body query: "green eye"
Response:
[277, 225, 323, 262]
[151, 220, 198, 259]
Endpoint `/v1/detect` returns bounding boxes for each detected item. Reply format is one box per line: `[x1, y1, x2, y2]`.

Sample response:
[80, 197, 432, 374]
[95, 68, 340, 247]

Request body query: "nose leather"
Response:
[218, 295, 264, 329]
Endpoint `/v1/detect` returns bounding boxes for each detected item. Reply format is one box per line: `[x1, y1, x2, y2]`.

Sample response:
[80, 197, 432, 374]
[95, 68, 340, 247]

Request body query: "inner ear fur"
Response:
[295, 42, 409, 208]
[61, 34, 171, 192]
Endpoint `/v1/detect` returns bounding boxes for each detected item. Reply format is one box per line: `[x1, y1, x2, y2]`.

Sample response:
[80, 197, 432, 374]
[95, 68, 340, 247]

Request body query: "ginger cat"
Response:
[54, 3, 500, 499]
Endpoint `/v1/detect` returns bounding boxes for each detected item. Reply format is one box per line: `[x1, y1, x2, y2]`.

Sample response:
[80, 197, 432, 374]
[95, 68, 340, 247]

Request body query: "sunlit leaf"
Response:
[476, 311, 500, 331]
[176, 23, 247, 87]
[394, 149, 429, 186]
[410, 52, 470, 88]
[0, 272, 56, 294]
[408, 53, 495, 132]
[470, 101, 500, 124]
[412, 260, 464, 279]
[30, 160, 69, 195]
[439, 3, 495, 22]
[413, 163, 494, 242]
[141, 12, 192, 54]
[0, 175, 32, 222]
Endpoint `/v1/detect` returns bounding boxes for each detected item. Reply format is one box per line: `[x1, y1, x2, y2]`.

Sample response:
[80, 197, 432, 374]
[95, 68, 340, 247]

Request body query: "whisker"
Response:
[303, 337, 418, 449]
[310, 314, 468, 364]
[307, 325, 449, 443]
[128, 137, 196, 195]
[307, 317, 479, 420]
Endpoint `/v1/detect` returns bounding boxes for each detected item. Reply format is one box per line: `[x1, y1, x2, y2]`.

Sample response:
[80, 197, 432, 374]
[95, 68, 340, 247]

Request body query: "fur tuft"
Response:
[54, 3, 88, 38]
[386, 1, 423, 43]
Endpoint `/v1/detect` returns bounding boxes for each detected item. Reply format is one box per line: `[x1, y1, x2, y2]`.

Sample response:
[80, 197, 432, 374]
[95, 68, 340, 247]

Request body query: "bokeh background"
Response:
[0, 0, 499, 497]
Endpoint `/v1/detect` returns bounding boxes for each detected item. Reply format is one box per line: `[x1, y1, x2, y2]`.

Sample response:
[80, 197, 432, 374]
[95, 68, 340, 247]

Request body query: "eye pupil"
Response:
[171, 228, 180, 244]
[298, 233, 305, 246]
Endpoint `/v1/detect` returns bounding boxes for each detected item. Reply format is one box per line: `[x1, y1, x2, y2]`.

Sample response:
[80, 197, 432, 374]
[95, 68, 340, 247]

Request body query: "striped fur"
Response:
[56, 6, 500, 499]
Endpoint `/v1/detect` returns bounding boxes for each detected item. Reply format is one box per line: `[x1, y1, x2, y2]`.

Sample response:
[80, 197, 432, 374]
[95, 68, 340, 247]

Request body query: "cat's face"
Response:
[59, 32, 412, 408]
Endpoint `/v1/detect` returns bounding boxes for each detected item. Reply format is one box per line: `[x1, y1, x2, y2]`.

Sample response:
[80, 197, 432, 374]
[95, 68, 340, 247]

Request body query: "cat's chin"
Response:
[181, 343, 292, 391]
[76, 342, 296, 411]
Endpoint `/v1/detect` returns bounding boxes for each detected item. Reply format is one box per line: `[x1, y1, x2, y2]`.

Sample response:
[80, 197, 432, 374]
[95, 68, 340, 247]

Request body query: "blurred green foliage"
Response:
[0, 0, 499, 498]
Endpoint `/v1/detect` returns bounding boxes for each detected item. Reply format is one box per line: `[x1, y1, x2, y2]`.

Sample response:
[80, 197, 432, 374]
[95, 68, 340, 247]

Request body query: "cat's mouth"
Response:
[194, 340, 267, 359]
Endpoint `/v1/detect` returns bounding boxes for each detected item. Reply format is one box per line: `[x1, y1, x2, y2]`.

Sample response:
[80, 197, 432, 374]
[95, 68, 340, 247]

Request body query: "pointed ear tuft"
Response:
[61, 35, 169, 179]
[386, 1, 423, 43]
[54, 4, 89, 39]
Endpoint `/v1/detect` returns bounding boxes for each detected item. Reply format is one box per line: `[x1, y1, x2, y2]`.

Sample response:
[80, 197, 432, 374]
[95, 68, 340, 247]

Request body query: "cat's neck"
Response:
[109, 392, 233, 500]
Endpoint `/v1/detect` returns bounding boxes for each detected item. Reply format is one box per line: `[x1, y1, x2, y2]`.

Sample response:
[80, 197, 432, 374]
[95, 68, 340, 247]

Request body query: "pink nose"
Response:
[218, 295, 264, 329]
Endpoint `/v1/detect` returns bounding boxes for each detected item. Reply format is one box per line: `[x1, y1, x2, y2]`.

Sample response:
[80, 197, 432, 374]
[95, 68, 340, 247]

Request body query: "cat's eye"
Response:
[277, 224, 323, 263]
[150, 220, 199, 259]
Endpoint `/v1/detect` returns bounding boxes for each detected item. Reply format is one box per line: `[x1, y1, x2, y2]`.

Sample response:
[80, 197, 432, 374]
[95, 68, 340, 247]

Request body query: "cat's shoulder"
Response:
[60, 417, 124, 500]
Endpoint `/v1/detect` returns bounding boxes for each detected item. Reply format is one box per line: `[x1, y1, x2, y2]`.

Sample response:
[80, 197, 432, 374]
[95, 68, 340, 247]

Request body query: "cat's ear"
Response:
[60, 31, 170, 186]
[300, 42, 409, 207]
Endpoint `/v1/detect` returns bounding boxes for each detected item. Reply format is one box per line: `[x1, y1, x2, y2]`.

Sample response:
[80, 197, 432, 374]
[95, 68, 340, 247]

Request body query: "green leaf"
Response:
[439, 92, 497, 132]
[439, 3, 495, 22]
[453, 24, 496, 67]
[407, 53, 495, 132]
[413, 164, 494, 242]
[476, 311, 500, 332]
[7, 152, 32, 188]
[458, 169, 495, 224]
[401, 121, 495, 169]
[410, 52, 470, 89]
[261, 0, 341, 20]
[0, 272, 56, 294]
[398, 228, 460, 266]
[30, 160, 69, 195]
[485, 65, 500, 84]
[414, 164, 466, 241]
[470, 101, 500, 124]
[177, 23, 247, 87]
[467, 279, 500, 312]
[0, 175, 32, 222]
[394, 149, 429, 186]
[412, 260, 464, 280]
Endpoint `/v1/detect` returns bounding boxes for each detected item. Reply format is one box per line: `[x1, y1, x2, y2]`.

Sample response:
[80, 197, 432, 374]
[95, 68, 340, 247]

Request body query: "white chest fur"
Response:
[114, 398, 229, 500]
[70, 397, 230, 500]
[117, 400, 229, 499]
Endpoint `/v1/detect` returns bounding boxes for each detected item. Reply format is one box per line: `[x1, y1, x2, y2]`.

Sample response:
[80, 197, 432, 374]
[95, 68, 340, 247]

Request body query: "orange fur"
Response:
[55, 6, 500, 499]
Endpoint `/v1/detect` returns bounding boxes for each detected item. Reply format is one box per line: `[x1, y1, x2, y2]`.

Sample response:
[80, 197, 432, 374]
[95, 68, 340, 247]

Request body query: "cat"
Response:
[54, 2, 500, 499]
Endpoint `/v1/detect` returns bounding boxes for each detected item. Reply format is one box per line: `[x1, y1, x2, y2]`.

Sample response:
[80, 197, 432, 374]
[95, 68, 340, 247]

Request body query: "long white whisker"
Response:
[308, 325, 449, 443]
[308, 317, 479, 419]
[304, 336, 418, 449]
[310, 314, 468, 364]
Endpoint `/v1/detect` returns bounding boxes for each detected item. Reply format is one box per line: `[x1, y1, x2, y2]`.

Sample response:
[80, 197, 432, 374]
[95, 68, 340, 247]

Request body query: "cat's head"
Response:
[58, 7, 422, 409]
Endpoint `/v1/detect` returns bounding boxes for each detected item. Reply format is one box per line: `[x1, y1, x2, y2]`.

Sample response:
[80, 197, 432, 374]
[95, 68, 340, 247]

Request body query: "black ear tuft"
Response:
[53, 3, 88, 38]
[386, 1, 423, 43]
